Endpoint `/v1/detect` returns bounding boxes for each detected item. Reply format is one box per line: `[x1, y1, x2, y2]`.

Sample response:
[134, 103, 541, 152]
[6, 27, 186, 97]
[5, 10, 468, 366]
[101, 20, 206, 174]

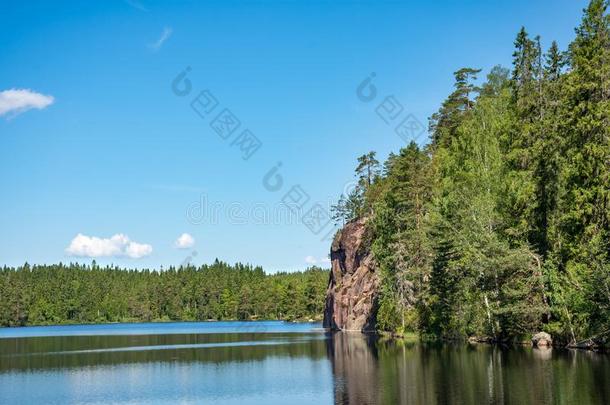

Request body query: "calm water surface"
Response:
[0, 321, 608, 404]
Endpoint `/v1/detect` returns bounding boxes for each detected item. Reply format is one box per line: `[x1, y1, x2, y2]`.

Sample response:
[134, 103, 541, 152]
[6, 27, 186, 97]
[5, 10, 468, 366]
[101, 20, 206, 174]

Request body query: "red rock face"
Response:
[323, 219, 379, 331]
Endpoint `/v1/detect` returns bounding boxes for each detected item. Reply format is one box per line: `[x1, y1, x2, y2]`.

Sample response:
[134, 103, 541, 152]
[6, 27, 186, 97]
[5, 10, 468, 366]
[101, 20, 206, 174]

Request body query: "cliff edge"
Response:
[323, 219, 379, 331]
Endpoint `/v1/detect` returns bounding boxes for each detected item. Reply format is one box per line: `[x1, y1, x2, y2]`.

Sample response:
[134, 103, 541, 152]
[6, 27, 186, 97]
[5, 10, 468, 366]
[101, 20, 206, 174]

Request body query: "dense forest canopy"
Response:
[0, 261, 328, 327]
[333, 0, 610, 345]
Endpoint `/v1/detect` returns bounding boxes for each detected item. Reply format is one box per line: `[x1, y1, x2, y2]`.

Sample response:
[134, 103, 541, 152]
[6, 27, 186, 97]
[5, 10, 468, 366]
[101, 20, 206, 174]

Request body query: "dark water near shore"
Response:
[0, 321, 608, 404]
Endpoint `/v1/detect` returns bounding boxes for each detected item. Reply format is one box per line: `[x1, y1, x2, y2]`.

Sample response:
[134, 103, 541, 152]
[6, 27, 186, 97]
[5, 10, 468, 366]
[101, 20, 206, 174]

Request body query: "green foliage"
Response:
[550, 0, 610, 341]
[0, 262, 329, 327]
[339, 0, 610, 345]
[376, 291, 401, 332]
[371, 142, 433, 334]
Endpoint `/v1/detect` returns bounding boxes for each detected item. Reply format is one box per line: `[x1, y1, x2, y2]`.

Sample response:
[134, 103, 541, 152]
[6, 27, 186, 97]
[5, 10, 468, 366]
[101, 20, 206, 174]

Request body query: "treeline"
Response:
[0, 261, 328, 327]
[333, 1, 609, 345]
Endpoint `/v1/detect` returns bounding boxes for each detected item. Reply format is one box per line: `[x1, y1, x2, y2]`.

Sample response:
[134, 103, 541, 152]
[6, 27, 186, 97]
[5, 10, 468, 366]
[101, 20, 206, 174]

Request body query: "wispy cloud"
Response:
[305, 255, 331, 265]
[305, 255, 317, 265]
[174, 233, 195, 249]
[66, 233, 153, 259]
[125, 0, 148, 12]
[148, 27, 172, 52]
[0, 89, 54, 118]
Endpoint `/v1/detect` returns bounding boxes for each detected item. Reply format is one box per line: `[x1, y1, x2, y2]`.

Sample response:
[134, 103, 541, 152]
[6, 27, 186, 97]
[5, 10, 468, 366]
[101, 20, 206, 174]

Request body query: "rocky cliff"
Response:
[323, 219, 379, 331]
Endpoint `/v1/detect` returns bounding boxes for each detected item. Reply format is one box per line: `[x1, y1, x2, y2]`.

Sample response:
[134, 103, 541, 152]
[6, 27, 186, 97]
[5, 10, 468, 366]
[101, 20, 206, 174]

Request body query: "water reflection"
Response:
[0, 324, 609, 404]
[0, 332, 328, 373]
[327, 332, 380, 404]
[327, 333, 610, 404]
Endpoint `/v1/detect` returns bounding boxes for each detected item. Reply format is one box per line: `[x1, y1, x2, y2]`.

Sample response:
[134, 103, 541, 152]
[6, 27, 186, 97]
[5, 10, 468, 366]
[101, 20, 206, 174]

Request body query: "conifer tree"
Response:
[550, 0, 610, 340]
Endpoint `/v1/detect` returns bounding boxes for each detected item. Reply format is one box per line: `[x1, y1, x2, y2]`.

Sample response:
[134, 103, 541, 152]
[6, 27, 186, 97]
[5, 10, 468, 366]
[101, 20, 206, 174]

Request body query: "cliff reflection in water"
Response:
[327, 332, 610, 405]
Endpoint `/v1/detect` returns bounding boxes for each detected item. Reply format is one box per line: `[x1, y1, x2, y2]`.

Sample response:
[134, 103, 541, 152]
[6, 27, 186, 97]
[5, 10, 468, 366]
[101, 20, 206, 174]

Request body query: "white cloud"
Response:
[66, 233, 153, 259]
[148, 27, 172, 51]
[0, 89, 54, 118]
[174, 233, 195, 249]
[124, 240, 154, 258]
[320, 256, 331, 264]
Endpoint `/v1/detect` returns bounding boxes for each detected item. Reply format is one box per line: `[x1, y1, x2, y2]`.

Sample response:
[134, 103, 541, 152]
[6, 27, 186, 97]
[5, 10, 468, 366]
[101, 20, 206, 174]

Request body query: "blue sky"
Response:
[0, 0, 588, 271]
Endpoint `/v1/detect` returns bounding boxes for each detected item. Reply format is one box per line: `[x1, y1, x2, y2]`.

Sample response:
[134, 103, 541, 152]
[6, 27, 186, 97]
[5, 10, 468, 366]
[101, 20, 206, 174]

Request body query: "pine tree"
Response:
[429, 67, 481, 148]
[501, 27, 544, 244]
[356, 151, 381, 188]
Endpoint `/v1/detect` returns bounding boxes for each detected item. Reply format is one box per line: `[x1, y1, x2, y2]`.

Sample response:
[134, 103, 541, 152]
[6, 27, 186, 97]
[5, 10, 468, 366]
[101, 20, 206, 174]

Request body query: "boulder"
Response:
[531, 331, 553, 347]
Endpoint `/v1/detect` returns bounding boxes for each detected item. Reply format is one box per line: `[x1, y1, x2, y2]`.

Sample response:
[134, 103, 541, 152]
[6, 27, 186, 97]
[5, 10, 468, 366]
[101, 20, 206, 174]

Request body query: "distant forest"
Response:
[0, 261, 328, 327]
[333, 0, 610, 345]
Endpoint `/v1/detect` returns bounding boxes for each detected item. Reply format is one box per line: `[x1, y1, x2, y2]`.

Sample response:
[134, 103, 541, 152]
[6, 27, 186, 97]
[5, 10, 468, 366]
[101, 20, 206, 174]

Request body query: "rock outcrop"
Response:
[323, 219, 379, 331]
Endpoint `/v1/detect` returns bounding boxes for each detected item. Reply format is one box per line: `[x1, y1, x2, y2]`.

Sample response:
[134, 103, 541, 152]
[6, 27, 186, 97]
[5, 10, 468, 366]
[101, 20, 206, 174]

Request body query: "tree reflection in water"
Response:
[326, 332, 610, 405]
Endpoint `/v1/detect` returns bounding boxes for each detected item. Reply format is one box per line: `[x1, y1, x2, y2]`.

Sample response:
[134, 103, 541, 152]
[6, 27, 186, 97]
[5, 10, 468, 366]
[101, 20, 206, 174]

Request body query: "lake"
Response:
[0, 321, 608, 404]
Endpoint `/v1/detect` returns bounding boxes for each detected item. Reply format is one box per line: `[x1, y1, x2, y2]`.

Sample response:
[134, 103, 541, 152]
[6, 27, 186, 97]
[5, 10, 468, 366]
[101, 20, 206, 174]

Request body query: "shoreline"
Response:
[0, 317, 323, 330]
[328, 329, 609, 354]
